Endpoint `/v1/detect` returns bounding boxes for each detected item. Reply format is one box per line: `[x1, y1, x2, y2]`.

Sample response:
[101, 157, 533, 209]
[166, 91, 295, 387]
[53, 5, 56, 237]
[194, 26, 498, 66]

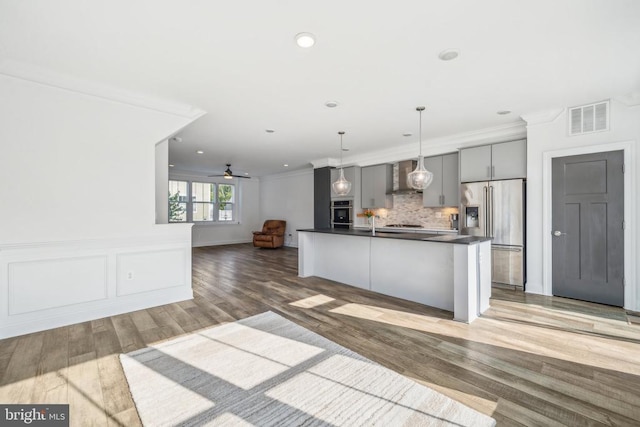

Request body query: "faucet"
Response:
[371, 215, 376, 236]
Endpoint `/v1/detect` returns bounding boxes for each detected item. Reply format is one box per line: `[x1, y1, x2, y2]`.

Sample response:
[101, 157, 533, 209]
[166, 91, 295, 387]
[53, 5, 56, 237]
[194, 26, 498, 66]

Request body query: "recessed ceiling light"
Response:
[244, 172, 249, 175]
[497, 110, 512, 115]
[284, 164, 289, 167]
[438, 49, 460, 61]
[265, 129, 275, 133]
[295, 32, 316, 48]
[402, 132, 413, 137]
[196, 150, 204, 154]
[169, 164, 174, 167]
[325, 101, 339, 108]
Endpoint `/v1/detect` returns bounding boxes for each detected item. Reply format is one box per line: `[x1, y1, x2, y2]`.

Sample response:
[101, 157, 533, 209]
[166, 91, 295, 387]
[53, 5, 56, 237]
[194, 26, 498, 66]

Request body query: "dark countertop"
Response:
[297, 228, 491, 245]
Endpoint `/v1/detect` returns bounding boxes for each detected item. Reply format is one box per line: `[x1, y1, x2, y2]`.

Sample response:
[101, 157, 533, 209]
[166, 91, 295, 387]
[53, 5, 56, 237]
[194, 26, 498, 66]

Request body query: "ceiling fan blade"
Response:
[207, 164, 251, 178]
[207, 174, 251, 179]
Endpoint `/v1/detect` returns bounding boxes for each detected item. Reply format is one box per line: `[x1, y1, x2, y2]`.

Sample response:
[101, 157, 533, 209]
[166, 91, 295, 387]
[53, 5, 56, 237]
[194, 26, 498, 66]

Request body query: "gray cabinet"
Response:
[491, 140, 526, 180]
[460, 145, 492, 182]
[460, 139, 526, 182]
[361, 164, 393, 208]
[423, 153, 459, 207]
[330, 166, 357, 198]
[314, 167, 332, 228]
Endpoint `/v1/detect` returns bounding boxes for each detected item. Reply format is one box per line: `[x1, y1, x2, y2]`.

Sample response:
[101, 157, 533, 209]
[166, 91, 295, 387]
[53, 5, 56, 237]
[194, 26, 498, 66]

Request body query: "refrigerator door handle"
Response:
[489, 185, 494, 238]
[483, 185, 489, 236]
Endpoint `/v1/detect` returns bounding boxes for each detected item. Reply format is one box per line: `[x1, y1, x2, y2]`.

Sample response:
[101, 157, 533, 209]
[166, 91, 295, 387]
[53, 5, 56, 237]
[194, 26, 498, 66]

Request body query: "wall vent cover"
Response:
[569, 100, 609, 135]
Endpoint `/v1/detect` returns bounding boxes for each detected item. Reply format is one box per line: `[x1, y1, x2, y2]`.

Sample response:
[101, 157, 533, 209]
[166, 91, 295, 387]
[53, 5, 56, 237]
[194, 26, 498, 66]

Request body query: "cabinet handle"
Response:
[441, 194, 445, 205]
[487, 166, 491, 177]
[492, 165, 495, 178]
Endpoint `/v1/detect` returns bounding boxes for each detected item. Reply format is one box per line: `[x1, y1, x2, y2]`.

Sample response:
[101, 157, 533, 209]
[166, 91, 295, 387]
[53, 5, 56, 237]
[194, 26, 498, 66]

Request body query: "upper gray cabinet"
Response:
[330, 166, 357, 198]
[423, 153, 459, 207]
[491, 140, 526, 180]
[459, 145, 491, 182]
[361, 164, 393, 208]
[460, 139, 526, 182]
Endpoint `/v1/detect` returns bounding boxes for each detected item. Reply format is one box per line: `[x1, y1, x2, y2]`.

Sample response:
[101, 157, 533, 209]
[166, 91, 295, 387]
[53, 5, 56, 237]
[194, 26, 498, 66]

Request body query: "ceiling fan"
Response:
[208, 164, 251, 179]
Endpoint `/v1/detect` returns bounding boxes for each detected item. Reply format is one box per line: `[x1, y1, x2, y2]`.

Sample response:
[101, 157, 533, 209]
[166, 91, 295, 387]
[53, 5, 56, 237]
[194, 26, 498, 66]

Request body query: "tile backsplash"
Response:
[362, 193, 459, 229]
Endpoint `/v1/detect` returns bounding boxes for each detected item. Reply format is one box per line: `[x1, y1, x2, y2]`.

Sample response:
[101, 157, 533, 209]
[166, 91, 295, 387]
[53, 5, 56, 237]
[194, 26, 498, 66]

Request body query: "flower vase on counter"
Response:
[363, 209, 376, 235]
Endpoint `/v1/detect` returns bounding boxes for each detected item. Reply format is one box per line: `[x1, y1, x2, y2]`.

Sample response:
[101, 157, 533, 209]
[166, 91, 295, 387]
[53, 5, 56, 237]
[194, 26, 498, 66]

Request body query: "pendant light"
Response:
[407, 106, 434, 190]
[332, 131, 352, 196]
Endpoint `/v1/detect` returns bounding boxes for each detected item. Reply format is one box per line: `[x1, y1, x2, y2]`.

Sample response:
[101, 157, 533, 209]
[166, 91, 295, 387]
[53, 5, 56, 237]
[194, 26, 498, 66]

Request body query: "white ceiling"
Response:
[2, 0, 639, 177]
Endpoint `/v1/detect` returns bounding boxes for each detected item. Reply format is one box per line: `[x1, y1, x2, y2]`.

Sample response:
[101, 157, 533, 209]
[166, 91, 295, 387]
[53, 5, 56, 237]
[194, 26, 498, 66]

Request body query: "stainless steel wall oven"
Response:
[331, 199, 353, 229]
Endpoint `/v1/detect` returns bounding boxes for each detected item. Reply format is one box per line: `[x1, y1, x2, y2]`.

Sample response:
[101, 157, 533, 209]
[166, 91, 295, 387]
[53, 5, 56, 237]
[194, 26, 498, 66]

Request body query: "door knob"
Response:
[553, 230, 566, 237]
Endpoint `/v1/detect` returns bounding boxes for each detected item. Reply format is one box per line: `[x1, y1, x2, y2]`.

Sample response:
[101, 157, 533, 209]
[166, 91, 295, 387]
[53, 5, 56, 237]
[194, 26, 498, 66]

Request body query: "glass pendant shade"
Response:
[332, 131, 352, 195]
[408, 106, 433, 190]
[332, 168, 352, 195]
[407, 156, 434, 190]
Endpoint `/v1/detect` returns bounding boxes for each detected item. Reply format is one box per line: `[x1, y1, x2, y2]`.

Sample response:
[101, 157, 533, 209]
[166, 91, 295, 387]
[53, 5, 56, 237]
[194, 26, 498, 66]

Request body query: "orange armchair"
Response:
[253, 220, 287, 248]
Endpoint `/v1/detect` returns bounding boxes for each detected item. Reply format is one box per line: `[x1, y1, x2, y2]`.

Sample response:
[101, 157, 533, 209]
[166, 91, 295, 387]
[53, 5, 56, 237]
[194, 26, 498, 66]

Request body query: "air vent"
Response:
[569, 100, 609, 135]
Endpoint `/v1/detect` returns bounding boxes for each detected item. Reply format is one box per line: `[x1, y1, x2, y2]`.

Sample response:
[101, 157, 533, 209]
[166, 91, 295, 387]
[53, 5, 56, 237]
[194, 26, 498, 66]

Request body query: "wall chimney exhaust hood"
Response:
[390, 160, 420, 194]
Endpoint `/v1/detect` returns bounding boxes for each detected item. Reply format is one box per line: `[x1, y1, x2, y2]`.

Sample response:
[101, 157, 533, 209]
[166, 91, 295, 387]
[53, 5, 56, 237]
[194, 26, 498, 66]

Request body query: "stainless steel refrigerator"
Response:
[460, 179, 525, 287]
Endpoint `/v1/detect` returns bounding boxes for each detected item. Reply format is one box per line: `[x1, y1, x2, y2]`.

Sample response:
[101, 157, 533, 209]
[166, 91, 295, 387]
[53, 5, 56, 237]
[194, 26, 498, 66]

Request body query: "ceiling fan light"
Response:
[224, 165, 233, 179]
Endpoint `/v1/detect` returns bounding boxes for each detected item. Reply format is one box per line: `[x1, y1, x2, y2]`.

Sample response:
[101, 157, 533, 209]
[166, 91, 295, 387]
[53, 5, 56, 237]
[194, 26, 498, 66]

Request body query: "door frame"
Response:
[542, 140, 636, 309]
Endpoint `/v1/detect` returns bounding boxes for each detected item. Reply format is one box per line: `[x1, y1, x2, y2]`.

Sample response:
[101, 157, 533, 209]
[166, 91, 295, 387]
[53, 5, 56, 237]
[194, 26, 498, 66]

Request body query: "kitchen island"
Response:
[298, 228, 492, 323]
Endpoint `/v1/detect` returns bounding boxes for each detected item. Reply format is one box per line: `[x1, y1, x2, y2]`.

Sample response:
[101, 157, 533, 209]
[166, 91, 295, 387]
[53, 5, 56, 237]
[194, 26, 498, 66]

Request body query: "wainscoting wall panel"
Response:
[0, 225, 193, 339]
[116, 249, 186, 296]
[8, 256, 108, 315]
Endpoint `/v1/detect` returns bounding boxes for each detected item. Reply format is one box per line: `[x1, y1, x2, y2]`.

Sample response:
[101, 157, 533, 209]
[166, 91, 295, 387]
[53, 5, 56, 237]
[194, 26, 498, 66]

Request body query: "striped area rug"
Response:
[120, 311, 495, 426]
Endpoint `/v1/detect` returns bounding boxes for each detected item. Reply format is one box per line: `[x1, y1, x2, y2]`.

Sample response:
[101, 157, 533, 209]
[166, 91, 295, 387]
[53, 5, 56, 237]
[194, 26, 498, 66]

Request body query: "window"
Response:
[218, 184, 234, 221]
[169, 179, 236, 224]
[168, 180, 188, 222]
[192, 182, 215, 221]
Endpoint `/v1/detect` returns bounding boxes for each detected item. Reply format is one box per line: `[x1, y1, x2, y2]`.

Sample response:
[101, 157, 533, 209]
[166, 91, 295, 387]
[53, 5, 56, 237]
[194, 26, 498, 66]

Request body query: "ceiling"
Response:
[2, 0, 639, 177]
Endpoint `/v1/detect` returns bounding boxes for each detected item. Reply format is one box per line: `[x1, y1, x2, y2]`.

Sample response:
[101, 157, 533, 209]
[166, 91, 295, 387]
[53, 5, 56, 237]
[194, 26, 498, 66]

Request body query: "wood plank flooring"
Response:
[1, 243, 639, 426]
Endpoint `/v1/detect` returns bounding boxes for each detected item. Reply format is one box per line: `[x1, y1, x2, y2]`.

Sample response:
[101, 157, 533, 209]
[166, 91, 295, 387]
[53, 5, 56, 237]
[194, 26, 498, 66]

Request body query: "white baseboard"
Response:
[0, 287, 193, 339]
[192, 238, 252, 247]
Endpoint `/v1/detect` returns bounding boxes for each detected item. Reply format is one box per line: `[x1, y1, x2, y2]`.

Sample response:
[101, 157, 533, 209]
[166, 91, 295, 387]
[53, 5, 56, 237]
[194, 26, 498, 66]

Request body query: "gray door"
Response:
[552, 150, 624, 306]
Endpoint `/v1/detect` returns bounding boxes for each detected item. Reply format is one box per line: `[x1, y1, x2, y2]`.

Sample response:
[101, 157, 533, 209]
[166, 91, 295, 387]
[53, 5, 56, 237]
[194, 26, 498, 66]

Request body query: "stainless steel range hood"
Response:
[390, 160, 420, 194]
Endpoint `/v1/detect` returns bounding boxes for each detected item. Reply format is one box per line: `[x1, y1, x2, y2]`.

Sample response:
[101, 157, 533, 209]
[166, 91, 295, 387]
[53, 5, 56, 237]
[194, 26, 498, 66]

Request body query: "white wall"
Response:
[0, 75, 196, 243]
[0, 71, 201, 338]
[260, 168, 315, 247]
[169, 172, 262, 247]
[524, 99, 640, 311]
[155, 139, 169, 224]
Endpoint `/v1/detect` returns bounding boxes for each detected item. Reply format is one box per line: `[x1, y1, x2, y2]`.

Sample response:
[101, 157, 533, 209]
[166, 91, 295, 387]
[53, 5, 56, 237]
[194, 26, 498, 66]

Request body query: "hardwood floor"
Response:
[1, 243, 639, 426]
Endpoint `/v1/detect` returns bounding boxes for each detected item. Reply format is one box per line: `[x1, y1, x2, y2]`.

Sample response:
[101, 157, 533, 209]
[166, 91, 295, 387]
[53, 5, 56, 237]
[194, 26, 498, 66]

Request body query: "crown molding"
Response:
[334, 121, 527, 168]
[520, 108, 564, 126]
[260, 166, 314, 182]
[0, 59, 206, 120]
